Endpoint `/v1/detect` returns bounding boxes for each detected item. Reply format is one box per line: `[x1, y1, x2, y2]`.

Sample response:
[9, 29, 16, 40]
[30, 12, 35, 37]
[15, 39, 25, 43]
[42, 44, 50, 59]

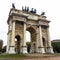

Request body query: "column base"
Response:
[8, 46, 16, 54]
[46, 47, 54, 53]
[6, 46, 9, 54]
[37, 47, 45, 53]
[22, 46, 28, 54]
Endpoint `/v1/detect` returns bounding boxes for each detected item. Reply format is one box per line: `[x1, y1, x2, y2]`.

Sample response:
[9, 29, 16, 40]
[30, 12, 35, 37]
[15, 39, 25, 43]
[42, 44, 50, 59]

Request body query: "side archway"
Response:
[42, 37, 45, 47]
[15, 35, 21, 54]
[42, 37, 47, 52]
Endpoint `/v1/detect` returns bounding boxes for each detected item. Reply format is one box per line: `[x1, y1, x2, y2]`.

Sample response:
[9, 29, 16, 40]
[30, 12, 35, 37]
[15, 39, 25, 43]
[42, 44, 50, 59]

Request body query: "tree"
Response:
[0, 39, 3, 52]
[26, 42, 31, 53]
[52, 42, 60, 53]
[2, 46, 6, 53]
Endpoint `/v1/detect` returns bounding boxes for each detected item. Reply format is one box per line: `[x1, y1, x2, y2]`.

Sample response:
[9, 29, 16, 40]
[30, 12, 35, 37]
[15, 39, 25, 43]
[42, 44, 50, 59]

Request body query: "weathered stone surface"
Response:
[6, 8, 54, 54]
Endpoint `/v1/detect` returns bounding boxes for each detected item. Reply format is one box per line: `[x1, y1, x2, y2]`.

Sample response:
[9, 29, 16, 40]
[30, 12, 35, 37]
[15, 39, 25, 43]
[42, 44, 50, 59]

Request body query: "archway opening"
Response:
[42, 37, 45, 47]
[42, 37, 47, 52]
[26, 31, 31, 53]
[26, 31, 31, 42]
[15, 35, 21, 54]
[26, 27, 37, 53]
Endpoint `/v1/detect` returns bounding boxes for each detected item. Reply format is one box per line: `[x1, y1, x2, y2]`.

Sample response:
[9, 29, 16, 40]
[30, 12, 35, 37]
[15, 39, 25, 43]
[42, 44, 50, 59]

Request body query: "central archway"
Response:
[26, 27, 37, 53]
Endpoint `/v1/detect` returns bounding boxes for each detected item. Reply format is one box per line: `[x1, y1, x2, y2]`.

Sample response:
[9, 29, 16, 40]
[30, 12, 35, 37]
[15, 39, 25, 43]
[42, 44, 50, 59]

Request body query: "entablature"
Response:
[7, 8, 50, 27]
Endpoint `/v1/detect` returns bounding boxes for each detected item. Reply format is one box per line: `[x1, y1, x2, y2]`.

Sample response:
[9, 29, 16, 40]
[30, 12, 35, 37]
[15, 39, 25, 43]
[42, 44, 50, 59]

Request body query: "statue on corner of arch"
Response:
[12, 3, 15, 8]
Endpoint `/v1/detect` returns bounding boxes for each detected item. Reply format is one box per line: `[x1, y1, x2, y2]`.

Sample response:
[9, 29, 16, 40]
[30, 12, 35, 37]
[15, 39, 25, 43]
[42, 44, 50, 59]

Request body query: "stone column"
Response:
[36, 27, 39, 53]
[47, 27, 54, 53]
[6, 33, 10, 53]
[9, 20, 16, 54]
[22, 22, 27, 53]
[38, 26, 45, 53]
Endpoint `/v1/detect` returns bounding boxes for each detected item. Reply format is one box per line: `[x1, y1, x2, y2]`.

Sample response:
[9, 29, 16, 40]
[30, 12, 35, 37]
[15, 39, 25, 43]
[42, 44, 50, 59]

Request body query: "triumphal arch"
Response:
[6, 8, 53, 54]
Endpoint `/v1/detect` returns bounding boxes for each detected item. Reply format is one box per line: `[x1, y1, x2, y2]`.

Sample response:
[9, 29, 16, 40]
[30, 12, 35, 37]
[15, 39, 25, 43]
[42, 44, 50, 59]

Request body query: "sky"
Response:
[0, 0, 60, 46]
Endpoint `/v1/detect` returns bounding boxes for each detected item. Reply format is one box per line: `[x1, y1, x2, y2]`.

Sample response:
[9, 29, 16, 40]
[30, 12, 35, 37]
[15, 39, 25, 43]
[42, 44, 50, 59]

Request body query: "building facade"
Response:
[6, 8, 53, 54]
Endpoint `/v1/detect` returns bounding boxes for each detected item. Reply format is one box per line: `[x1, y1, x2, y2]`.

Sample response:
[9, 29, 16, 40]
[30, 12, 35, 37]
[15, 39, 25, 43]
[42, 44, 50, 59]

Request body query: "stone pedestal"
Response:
[38, 47, 45, 53]
[22, 46, 27, 53]
[46, 47, 54, 53]
[8, 46, 15, 54]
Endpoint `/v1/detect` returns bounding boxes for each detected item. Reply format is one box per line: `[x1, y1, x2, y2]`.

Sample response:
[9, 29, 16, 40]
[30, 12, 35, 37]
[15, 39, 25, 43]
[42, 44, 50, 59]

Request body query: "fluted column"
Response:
[9, 20, 15, 54]
[47, 28, 51, 47]
[47, 27, 54, 53]
[6, 33, 10, 53]
[38, 26, 45, 53]
[22, 22, 27, 53]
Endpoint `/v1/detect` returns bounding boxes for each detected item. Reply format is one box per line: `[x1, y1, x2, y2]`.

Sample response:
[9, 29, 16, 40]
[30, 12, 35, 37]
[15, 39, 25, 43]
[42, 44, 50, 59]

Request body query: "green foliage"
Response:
[2, 46, 6, 53]
[52, 42, 60, 53]
[0, 40, 3, 52]
[0, 54, 26, 58]
[26, 42, 31, 53]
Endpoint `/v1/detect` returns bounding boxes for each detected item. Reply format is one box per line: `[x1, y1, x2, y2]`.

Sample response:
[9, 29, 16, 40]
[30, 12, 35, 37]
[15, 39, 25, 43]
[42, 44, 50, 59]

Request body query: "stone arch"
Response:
[15, 35, 21, 54]
[26, 27, 37, 42]
[6, 8, 54, 54]
[26, 26, 37, 33]
[26, 27, 37, 53]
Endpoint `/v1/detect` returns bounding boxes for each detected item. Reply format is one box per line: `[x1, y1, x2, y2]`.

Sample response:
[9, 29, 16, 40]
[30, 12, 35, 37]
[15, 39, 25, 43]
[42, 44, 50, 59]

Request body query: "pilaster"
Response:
[9, 20, 16, 54]
[22, 22, 27, 53]
[6, 33, 10, 53]
[47, 27, 54, 53]
[37, 26, 45, 53]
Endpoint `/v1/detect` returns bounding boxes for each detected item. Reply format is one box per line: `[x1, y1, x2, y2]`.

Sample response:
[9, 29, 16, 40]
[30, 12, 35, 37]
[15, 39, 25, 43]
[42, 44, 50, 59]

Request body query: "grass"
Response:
[53, 53, 60, 56]
[0, 54, 26, 58]
[0, 53, 60, 58]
